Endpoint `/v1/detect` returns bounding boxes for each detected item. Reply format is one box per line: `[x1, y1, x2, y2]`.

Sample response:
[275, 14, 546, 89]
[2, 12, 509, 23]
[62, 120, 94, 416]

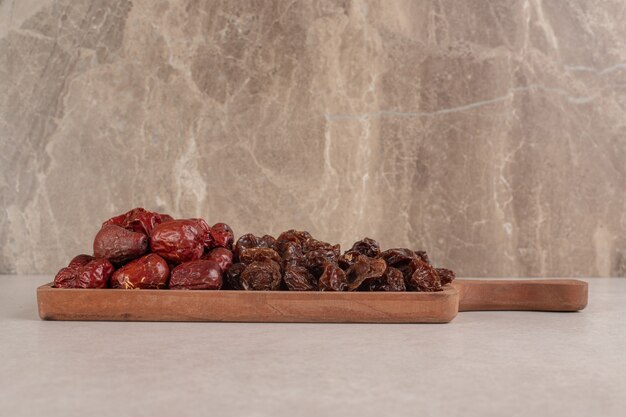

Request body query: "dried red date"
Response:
[209, 223, 234, 250]
[240, 260, 282, 290]
[202, 247, 233, 272]
[169, 260, 222, 290]
[318, 263, 348, 291]
[283, 265, 317, 291]
[67, 254, 95, 269]
[103, 207, 173, 235]
[53, 258, 114, 289]
[409, 258, 442, 292]
[93, 224, 148, 264]
[150, 219, 209, 263]
[111, 253, 169, 289]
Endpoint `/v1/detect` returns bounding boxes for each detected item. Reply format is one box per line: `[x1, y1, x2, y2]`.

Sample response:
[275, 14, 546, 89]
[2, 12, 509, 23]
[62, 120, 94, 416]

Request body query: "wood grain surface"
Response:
[37, 284, 459, 323]
[453, 279, 588, 312]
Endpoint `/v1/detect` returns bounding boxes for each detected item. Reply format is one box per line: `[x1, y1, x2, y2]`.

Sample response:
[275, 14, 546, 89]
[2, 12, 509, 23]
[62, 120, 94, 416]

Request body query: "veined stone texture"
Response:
[0, 0, 625, 276]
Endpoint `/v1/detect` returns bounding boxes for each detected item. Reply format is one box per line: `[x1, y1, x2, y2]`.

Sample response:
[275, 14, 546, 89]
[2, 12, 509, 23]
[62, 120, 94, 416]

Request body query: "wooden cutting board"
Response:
[36, 279, 587, 323]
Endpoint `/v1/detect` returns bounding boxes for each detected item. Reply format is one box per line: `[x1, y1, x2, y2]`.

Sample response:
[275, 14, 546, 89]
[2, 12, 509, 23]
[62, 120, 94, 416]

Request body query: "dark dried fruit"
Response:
[111, 253, 170, 289]
[103, 207, 173, 236]
[318, 263, 348, 291]
[150, 219, 210, 263]
[350, 238, 381, 258]
[240, 260, 282, 290]
[338, 250, 360, 269]
[224, 262, 246, 290]
[303, 239, 340, 257]
[409, 258, 442, 292]
[209, 223, 234, 250]
[304, 248, 338, 276]
[277, 230, 312, 246]
[369, 267, 406, 292]
[202, 247, 233, 272]
[169, 260, 223, 290]
[283, 265, 317, 291]
[93, 224, 148, 264]
[278, 241, 304, 268]
[239, 247, 281, 265]
[53, 258, 115, 289]
[345, 255, 386, 291]
[234, 233, 277, 260]
[436, 268, 455, 285]
[415, 250, 430, 265]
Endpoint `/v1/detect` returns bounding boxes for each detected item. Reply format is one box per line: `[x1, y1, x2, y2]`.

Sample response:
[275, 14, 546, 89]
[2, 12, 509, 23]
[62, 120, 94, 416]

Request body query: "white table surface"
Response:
[1, 276, 624, 417]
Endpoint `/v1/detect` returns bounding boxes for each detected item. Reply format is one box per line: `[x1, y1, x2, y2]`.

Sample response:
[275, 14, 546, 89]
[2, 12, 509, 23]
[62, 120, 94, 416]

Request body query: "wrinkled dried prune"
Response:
[103, 207, 173, 236]
[234, 234, 277, 260]
[350, 238, 381, 258]
[278, 241, 304, 267]
[369, 267, 406, 292]
[150, 219, 209, 263]
[202, 247, 233, 272]
[415, 250, 430, 265]
[436, 268, 455, 285]
[239, 247, 281, 265]
[319, 263, 348, 291]
[111, 253, 170, 289]
[283, 265, 317, 291]
[93, 224, 148, 264]
[224, 262, 246, 290]
[209, 223, 234, 250]
[303, 239, 340, 257]
[338, 250, 360, 269]
[240, 260, 282, 290]
[169, 260, 223, 290]
[304, 248, 339, 276]
[277, 230, 312, 246]
[345, 254, 386, 291]
[67, 254, 95, 269]
[53, 258, 114, 289]
[409, 258, 442, 292]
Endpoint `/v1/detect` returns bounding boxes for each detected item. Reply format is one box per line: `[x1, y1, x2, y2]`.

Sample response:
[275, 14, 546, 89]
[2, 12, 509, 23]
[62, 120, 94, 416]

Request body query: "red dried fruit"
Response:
[319, 263, 348, 291]
[103, 207, 173, 235]
[202, 247, 233, 272]
[209, 223, 234, 250]
[67, 254, 95, 269]
[53, 258, 114, 289]
[169, 260, 223, 290]
[111, 253, 170, 289]
[93, 224, 148, 264]
[150, 219, 210, 263]
[283, 265, 317, 291]
[240, 260, 282, 290]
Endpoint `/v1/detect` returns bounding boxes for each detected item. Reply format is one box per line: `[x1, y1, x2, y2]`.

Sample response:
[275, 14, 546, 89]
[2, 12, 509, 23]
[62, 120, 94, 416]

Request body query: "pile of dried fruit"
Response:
[53, 208, 455, 291]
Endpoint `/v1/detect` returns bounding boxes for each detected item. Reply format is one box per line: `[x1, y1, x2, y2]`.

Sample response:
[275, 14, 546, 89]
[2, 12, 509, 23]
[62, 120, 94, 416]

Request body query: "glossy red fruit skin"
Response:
[53, 258, 115, 289]
[209, 223, 234, 250]
[93, 224, 148, 264]
[111, 254, 169, 289]
[169, 260, 223, 290]
[150, 219, 210, 263]
[67, 254, 95, 269]
[102, 207, 174, 236]
[201, 247, 233, 273]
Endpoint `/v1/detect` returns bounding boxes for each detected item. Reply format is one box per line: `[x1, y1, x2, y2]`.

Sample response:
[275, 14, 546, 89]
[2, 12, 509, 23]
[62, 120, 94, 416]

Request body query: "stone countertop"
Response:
[1, 276, 624, 417]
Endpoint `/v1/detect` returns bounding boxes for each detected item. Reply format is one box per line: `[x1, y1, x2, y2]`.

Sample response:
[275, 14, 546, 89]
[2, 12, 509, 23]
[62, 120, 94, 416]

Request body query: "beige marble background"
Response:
[1, 0, 625, 276]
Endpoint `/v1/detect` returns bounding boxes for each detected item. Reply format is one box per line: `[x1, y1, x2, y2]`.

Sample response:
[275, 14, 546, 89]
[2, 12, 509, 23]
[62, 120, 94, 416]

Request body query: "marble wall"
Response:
[1, 0, 625, 276]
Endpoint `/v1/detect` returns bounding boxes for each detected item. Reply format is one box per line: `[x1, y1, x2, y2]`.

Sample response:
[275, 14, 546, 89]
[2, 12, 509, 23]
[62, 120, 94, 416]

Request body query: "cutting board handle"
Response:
[453, 279, 588, 312]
